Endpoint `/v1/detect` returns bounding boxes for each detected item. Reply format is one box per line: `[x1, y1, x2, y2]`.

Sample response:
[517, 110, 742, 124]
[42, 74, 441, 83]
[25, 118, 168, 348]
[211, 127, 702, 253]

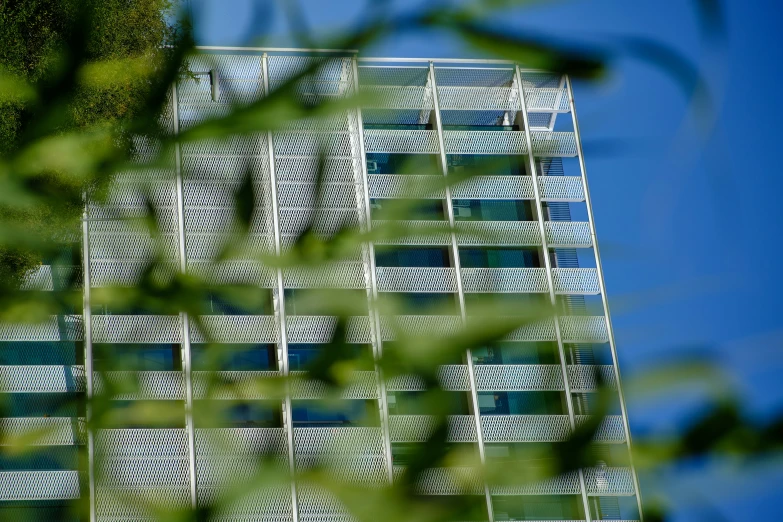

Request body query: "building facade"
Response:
[0, 50, 642, 521]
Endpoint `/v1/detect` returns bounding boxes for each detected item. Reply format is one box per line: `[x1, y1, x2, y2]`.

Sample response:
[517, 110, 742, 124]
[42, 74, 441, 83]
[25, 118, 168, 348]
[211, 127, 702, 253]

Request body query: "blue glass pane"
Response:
[0, 342, 79, 365]
[447, 154, 525, 176]
[478, 391, 564, 415]
[376, 247, 451, 268]
[94, 343, 178, 371]
[288, 343, 370, 371]
[191, 343, 275, 371]
[452, 199, 532, 221]
[459, 247, 539, 268]
[493, 494, 583, 520]
[473, 342, 558, 365]
[291, 400, 376, 427]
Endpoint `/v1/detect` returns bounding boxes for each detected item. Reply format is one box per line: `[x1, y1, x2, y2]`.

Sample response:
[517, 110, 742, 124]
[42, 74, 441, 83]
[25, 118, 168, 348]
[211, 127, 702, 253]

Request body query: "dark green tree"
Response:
[0, 0, 180, 285]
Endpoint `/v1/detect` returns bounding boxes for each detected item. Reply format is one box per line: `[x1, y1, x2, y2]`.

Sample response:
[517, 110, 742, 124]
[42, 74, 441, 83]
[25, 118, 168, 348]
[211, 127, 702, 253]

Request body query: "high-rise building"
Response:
[0, 50, 641, 522]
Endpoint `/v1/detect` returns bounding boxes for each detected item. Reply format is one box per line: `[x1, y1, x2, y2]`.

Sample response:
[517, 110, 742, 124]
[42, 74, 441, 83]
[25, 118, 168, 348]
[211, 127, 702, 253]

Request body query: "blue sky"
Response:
[186, 0, 783, 519]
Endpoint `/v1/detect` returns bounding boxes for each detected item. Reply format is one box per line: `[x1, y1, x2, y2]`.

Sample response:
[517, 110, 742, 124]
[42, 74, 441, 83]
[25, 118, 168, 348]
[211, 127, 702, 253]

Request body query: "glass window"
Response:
[447, 154, 526, 176]
[452, 199, 532, 221]
[371, 198, 445, 221]
[459, 247, 540, 268]
[472, 342, 558, 365]
[93, 343, 180, 371]
[376, 247, 451, 268]
[291, 399, 378, 427]
[191, 343, 276, 371]
[366, 153, 440, 175]
[478, 391, 565, 415]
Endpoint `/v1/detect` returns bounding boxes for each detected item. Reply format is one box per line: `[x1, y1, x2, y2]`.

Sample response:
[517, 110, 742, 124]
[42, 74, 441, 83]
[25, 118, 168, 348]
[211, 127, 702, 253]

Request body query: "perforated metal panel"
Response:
[0, 315, 83, 341]
[473, 365, 563, 391]
[0, 365, 86, 393]
[94, 371, 186, 400]
[386, 365, 471, 391]
[363, 129, 439, 154]
[489, 471, 581, 496]
[190, 315, 278, 343]
[461, 268, 548, 293]
[552, 268, 600, 295]
[376, 267, 458, 293]
[452, 175, 535, 200]
[0, 470, 81, 500]
[481, 415, 571, 442]
[410, 467, 484, 495]
[538, 176, 585, 202]
[388, 415, 477, 442]
[95, 429, 192, 520]
[576, 415, 627, 443]
[544, 221, 592, 248]
[0, 417, 85, 446]
[583, 467, 636, 496]
[294, 427, 388, 484]
[367, 175, 444, 199]
[559, 316, 610, 343]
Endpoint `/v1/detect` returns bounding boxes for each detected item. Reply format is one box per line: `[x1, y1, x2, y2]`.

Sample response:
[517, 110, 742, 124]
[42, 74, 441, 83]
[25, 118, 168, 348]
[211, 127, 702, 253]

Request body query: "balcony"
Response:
[437, 85, 518, 111]
[359, 85, 432, 110]
[442, 131, 577, 157]
[380, 315, 608, 343]
[367, 173, 584, 202]
[0, 470, 81, 500]
[0, 365, 85, 393]
[92, 315, 180, 344]
[389, 414, 477, 442]
[0, 315, 83, 342]
[376, 267, 458, 293]
[583, 466, 637, 496]
[94, 371, 185, 400]
[191, 315, 278, 344]
[523, 87, 570, 112]
[363, 129, 439, 154]
[461, 268, 548, 293]
[0, 417, 85, 446]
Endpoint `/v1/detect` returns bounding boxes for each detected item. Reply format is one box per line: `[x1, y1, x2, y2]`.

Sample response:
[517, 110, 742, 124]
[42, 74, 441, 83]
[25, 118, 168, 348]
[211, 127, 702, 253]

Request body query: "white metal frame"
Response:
[428, 61, 495, 522]
[81, 200, 97, 522]
[171, 84, 199, 509]
[515, 65, 593, 522]
[566, 75, 644, 521]
[262, 52, 301, 522]
[351, 56, 396, 485]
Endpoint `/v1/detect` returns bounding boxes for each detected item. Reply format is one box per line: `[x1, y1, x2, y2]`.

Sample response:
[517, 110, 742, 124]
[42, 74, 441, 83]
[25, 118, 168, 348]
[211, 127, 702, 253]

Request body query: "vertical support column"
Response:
[514, 66, 593, 522]
[350, 56, 395, 484]
[171, 84, 199, 510]
[262, 52, 300, 522]
[429, 61, 494, 522]
[565, 75, 645, 521]
[81, 200, 96, 522]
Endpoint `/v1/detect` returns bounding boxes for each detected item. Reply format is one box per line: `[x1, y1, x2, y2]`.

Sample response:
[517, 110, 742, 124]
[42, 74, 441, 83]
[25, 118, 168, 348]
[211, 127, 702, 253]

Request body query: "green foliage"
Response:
[0, 0, 179, 285]
[0, 1, 777, 522]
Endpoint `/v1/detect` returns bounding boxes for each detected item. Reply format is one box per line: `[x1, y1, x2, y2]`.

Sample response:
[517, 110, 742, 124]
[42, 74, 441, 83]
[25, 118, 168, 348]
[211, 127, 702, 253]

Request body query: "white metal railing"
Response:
[461, 268, 548, 293]
[0, 470, 81, 500]
[388, 415, 477, 442]
[552, 268, 600, 295]
[481, 415, 572, 442]
[538, 175, 585, 201]
[375, 267, 458, 293]
[544, 221, 592, 247]
[583, 466, 636, 496]
[363, 129, 439, 154]
[0, 365, 85, 393]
